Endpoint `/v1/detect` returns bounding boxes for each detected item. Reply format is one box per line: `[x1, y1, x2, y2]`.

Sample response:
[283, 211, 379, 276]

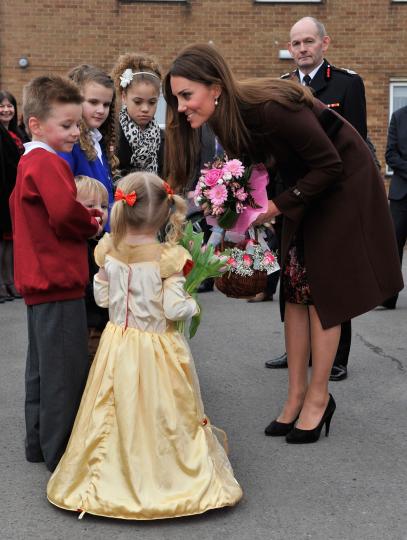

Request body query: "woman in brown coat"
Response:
[163, 44, 403, 444]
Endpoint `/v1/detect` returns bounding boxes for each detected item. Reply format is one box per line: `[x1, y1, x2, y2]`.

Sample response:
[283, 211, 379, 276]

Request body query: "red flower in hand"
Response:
[183, 259, 194, 276]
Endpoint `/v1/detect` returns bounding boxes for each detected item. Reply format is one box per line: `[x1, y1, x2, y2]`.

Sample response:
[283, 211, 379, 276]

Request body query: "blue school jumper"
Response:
[59, 142, 114, 231]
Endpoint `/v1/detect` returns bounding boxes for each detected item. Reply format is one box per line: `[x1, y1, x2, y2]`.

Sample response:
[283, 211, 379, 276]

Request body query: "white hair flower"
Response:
[120, 69, 134, 88]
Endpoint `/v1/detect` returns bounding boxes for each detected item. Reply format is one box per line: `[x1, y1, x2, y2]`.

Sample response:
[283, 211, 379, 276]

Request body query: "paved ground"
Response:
[1, 262, 406, 540]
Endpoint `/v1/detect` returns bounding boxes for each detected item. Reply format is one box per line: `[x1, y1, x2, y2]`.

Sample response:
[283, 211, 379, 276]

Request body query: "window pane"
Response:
[155, 94, 167, 127]
[393, 85, 407, 113]
[255, 0, 321, 3]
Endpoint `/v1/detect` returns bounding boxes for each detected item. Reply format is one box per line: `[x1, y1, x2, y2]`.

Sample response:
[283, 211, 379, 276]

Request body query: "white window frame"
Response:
[121, 1, 187, 3]
[255, 0, 322, 3]
[386, 80, 407, 175]
[389, 80, 407, 118]
[155, 93, 167, 129]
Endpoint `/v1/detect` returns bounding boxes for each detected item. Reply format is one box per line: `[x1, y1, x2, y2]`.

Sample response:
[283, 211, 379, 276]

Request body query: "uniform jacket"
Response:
[282, 59, 367, 139]
[241, 99, 403, 328]
[385, 105, 407, 200]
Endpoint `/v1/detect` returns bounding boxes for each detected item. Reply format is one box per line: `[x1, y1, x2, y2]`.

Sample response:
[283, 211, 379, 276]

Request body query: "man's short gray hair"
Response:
[290, 17, 327, 40]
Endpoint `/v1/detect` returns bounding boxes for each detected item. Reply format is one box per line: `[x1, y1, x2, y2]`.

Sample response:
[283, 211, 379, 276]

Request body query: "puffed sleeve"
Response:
[162, 273, 199, 321]
[94, 233, 112, 268]
[159, 244, 192, 278]
[93, 274, 109, 308]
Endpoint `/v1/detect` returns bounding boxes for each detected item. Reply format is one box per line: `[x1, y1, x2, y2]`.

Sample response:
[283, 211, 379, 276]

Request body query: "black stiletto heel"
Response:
[285, 394, 336, 444]
[265, 415, 299, 436]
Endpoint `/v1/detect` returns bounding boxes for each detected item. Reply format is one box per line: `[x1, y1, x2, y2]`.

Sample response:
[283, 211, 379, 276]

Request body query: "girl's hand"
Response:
[252, 200, 281, 227]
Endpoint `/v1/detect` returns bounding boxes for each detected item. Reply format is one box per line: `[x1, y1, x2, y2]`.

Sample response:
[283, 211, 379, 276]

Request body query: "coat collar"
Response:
[294, 59, 330, 94]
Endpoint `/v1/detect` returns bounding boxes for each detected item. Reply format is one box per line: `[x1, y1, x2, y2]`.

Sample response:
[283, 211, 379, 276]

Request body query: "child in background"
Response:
[10, 76, 102, 472]
[60, 64, 117, 229]
[47, 172, 242, 520]
[111, 53, 164, 176]
[75, 175, 109, 361]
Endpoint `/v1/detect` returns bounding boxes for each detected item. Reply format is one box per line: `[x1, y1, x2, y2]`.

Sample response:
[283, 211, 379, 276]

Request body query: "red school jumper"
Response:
[10, 145, 99, 305]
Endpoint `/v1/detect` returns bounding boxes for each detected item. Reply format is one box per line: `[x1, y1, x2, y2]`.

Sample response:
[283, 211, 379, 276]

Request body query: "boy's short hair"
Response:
[22, 75, 83, 125]
[75, 175, 109, 204]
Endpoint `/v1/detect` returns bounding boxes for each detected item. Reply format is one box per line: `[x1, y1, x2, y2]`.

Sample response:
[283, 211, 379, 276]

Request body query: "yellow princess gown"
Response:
[47, 236, 242, 520]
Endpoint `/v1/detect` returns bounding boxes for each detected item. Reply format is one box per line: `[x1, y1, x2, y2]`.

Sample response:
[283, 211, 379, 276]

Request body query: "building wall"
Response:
[1, 0, 407, 168]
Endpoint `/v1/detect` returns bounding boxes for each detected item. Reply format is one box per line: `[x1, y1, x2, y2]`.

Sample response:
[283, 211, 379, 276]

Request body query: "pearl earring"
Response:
[215, 97, 219, 106]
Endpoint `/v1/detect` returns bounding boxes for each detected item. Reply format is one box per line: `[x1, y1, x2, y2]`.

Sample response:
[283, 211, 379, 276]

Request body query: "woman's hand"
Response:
[252, 200, 281, 227]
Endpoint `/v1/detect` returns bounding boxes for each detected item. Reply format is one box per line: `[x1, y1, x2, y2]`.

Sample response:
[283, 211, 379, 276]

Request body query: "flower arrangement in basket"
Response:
[215, 231, 280, 299]
[194, 157, 262, 230]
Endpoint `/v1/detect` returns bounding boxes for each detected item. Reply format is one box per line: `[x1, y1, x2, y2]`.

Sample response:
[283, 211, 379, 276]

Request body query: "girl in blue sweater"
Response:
[60, 65, 117, 230]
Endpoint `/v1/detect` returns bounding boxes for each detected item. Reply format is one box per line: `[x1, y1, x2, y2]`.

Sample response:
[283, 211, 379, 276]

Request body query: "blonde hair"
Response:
[111, 53, 162, 95]
[110, 172, 186, 247]
[74, 175, 109, 205]
[68, 64, 119, 172]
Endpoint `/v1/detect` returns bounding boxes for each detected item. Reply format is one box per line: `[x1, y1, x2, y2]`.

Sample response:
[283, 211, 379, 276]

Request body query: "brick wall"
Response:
[1, 0, 407, 169]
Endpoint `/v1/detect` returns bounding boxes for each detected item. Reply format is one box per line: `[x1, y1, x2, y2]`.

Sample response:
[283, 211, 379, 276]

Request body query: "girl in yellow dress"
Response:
[47, 172, 242, 520]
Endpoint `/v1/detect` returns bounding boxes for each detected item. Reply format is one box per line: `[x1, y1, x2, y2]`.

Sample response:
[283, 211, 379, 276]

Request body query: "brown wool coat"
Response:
[242, 99, 403, 329]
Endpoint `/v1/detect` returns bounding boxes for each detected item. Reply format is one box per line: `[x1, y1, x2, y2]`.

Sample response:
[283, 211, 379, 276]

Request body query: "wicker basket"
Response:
[215, 269, 267, 299]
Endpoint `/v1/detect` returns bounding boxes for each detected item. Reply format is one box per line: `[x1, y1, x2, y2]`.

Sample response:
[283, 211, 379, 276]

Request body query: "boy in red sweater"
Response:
[10, 76, 103, 472]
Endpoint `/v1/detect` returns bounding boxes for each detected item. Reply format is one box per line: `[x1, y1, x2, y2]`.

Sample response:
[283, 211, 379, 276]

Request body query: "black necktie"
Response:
[303, 74, 311, 86]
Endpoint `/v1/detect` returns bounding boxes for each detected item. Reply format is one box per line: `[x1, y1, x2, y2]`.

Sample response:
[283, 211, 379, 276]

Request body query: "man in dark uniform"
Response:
[381, 105, 407, 308]
[265, 16, 369, 381]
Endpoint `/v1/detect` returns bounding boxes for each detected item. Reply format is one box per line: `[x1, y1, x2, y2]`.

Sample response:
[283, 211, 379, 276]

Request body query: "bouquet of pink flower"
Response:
[194, 157, 263, 230]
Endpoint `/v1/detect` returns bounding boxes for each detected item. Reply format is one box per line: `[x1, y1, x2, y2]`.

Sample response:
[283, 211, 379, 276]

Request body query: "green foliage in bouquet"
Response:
[177, 221, 226, 338]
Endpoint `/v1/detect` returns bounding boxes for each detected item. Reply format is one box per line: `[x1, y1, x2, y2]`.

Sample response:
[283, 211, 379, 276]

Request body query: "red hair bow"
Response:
[115, 188, 137, 206]
[163, 181, 174, 198]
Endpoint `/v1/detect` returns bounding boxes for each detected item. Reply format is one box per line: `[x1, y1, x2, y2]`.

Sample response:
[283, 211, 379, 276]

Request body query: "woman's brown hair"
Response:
[68, 64, 119, 172]
[163, 43, 313, 191]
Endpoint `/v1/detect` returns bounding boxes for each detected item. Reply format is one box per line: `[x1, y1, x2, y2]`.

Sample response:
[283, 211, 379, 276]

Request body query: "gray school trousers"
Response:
[25, 298, 90, 472]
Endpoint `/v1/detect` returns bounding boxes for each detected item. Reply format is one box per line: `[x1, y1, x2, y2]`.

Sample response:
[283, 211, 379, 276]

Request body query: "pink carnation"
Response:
[212, 205, 225, 216]
[203, 168, 224, 187]
[208, 184, 228, 206]
[223, 159, 245, 178]
[227, 257, 237, 267]
[242, 254, 253, 266]
[263, 251, 276, 265]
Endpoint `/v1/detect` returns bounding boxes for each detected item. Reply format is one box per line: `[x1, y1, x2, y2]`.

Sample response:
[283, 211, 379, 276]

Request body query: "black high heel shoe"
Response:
[285, 394, 336, 444]
[265, 415, 299, 437]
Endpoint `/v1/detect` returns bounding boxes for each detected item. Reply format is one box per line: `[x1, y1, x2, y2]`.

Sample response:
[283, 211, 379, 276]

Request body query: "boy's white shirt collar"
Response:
[23, 141, 57, 155]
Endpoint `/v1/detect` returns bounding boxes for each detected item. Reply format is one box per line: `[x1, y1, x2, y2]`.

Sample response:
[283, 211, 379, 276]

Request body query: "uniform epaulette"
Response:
[332, 66, 358, 76]
[280, 69, 297, 80]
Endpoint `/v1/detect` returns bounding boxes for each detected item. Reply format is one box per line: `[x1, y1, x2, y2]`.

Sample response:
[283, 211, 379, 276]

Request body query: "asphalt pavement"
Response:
[1, 261, 406, 540]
